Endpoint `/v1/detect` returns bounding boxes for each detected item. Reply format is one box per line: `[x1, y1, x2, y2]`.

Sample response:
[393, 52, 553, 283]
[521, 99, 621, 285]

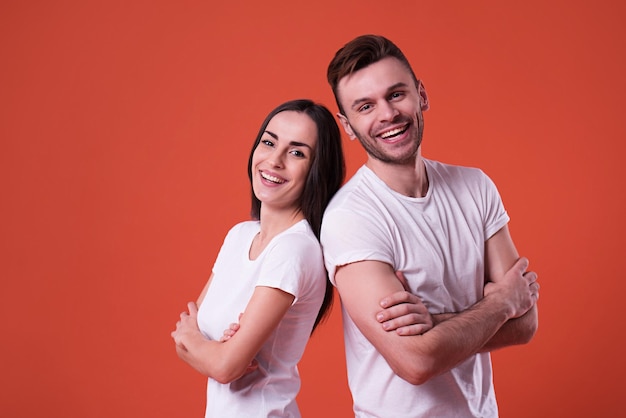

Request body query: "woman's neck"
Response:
[250, 206, 304, 260]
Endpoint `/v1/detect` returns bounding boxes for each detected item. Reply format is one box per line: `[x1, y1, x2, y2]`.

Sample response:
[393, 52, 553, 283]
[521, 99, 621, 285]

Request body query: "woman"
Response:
[171, 99, 431, 417]
[172, 99, 345, 417]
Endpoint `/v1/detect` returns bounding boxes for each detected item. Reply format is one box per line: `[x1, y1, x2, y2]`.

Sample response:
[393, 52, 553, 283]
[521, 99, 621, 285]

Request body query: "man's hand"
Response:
[484, 257, 539, 319]
[376, 271, 434, 336]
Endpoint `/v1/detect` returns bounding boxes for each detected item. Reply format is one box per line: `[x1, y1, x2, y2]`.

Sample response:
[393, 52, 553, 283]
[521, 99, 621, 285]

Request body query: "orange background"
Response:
[2, 1, 625, 417]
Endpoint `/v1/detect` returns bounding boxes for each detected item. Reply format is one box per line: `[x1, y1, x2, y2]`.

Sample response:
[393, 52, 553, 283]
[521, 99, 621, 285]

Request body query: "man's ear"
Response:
[418, 81, 429, 111]
[337, 113, 357, 140]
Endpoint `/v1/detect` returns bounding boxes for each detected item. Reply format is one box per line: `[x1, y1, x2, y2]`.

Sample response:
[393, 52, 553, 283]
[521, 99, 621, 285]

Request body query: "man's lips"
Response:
[378, 123, 409, 141]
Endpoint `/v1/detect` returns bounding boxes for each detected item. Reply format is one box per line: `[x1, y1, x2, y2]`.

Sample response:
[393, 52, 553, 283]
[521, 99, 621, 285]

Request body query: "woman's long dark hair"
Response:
[247, 99, 345, 332]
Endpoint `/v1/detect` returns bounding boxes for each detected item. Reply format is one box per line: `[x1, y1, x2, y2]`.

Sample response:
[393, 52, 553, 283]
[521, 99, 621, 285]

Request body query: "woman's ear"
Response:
[337, 113, 357, 140]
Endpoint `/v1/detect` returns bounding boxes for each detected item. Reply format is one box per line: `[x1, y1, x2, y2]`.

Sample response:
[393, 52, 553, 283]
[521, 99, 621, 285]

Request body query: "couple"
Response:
[171, 34, 540, 418]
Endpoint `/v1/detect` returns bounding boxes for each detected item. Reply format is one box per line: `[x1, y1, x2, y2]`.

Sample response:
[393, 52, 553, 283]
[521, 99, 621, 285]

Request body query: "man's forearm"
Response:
[402, 295, 513, 384]
[479, 304, 538, 351]
[432, 303, 538, 353]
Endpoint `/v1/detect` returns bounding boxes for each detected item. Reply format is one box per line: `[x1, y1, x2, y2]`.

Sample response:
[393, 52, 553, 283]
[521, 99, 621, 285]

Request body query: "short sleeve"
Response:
[479, 170, 510, 240]
[320, 206, 394, 285]
[256, 231, 324, 299]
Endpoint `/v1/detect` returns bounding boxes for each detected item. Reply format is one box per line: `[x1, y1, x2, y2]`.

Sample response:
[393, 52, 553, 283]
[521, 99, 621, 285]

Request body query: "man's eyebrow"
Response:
[350, 82, 410, 110]
[263, 130, 313, 149]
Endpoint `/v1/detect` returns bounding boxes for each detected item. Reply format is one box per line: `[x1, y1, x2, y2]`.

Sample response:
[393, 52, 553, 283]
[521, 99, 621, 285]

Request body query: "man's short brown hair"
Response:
[327, 34, 419, 114]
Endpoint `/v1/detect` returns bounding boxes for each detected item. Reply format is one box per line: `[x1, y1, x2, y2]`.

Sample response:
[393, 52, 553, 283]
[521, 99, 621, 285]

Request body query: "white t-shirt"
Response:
[197, 219, 326, 418]
[320, 159, 510, 418]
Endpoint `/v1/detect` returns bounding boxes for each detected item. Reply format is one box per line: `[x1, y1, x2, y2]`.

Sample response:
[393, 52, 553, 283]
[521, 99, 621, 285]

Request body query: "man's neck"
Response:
[366, 154, 429, 198]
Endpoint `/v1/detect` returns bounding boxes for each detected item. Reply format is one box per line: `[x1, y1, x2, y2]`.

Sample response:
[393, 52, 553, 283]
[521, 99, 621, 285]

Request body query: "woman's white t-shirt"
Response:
[197, 219, 326, 418]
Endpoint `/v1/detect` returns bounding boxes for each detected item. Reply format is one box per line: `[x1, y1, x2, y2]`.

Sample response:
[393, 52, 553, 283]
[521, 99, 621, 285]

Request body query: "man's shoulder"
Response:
[327, 166, 384, 210]
[426, 158, 484, 176]
[425, 158, 488, 188]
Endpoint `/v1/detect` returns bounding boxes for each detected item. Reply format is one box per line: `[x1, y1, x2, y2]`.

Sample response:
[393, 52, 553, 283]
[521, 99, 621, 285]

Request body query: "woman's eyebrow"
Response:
[263, 130, 312, 150]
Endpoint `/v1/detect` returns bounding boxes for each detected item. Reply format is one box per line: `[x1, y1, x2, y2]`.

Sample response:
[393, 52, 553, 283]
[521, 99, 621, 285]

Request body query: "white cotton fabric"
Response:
[320, 159, 510, 418]
[197, 219, 326, 418]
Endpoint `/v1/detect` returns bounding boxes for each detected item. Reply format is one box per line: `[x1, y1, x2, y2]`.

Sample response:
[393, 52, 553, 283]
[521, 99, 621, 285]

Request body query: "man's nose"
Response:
[377, 101, 400, 122]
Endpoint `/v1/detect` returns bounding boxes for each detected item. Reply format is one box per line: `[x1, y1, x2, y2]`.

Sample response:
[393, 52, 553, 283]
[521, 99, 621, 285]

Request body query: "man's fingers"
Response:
[523, 270, 538, 285]
[531, 282, 540, 300]
[380, 290, 419, 308]
[380, 312, 431, 330]
[395, 324, 431, 336]
[514, 256, 529, 273]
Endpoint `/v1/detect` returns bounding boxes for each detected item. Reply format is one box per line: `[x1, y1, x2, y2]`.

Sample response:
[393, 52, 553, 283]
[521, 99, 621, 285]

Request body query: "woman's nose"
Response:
[267, 150, 284, 168]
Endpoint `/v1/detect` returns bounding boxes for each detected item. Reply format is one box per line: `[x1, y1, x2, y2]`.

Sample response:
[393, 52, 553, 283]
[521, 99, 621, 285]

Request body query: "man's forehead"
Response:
[337, 57, 414, 103]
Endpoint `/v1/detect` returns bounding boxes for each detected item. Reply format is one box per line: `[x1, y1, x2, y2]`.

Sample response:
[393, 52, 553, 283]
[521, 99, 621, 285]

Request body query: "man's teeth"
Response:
[380, 126, 406, 139]
[261, 172, 285, 184]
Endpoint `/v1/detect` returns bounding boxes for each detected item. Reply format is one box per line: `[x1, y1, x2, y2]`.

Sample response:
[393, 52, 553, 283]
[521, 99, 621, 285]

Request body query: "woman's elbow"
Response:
[212, 362, 249, 384]
[211, 354, 251, 384]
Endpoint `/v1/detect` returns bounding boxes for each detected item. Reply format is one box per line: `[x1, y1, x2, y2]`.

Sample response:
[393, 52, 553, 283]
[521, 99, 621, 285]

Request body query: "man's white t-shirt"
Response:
[321, 159, 509, 417]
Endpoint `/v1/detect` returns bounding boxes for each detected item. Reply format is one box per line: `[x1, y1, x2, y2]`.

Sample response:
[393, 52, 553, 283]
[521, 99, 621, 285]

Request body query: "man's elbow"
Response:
[520, 317, 539, 345]
[389, 357, 438, 386]
[518, 307, 539, 345]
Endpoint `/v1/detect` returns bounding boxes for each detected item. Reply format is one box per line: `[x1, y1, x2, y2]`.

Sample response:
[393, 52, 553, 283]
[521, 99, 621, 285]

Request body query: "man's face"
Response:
[336, 57, 428, 165]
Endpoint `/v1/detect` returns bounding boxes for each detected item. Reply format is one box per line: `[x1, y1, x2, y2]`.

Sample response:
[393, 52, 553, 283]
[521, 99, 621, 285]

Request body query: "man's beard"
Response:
[350, 112, 424, 165]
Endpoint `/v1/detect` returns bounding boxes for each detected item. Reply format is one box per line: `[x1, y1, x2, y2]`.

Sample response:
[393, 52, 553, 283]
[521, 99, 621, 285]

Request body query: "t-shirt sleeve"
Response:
[255, 232, 324, 300]
[320, 207, 394, 286]
[211, 223, 241, 276]
[479, 170, 510, 240]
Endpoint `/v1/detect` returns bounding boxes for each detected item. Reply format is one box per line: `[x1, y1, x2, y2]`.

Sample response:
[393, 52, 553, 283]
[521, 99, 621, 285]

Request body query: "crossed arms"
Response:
[172, 226, 539, 386]
[336, 225, 539, 385]
[171, 275, 419, 383]
[171, 276, 294, 384]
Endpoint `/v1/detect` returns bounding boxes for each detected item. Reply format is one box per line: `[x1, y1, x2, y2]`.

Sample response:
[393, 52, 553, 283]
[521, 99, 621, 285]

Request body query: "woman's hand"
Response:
[171, 301, 202, 349]
[218, 313, 258, 374]
[220, 313, 243, 342]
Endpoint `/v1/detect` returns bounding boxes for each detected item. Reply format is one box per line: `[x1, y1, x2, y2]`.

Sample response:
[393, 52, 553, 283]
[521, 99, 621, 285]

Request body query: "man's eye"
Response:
[358, 104, 372, 112]
[390, 92, 404, 100]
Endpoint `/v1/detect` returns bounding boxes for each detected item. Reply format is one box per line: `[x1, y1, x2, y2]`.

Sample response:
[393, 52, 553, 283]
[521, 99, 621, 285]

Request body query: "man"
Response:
[320, 34, 539, 417]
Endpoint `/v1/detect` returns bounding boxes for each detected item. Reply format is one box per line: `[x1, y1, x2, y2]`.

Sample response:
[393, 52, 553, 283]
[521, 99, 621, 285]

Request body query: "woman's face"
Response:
[251, 111, 318, 213]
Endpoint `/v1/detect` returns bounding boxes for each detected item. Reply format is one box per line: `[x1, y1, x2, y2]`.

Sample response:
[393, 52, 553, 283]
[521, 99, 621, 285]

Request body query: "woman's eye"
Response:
[261, 139, 274, 147]
[290, 150, 305, 158]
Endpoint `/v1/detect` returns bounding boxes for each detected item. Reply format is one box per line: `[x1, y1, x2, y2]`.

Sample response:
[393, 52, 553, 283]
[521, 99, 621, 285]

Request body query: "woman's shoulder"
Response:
[224, 220, 260, 240]
[271, 220, 321, 253]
